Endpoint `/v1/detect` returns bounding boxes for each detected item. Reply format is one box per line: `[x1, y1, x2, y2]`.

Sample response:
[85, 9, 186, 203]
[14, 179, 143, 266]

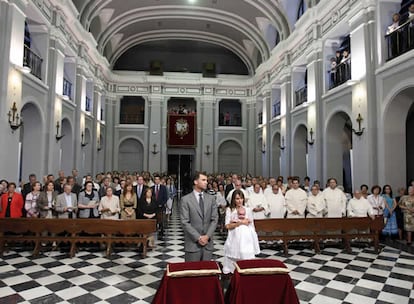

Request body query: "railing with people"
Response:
[328, 57, 352, 90]
[23, 45, 43, 80]
[385, 18, 414, 60]
[272, 101, 281, 118]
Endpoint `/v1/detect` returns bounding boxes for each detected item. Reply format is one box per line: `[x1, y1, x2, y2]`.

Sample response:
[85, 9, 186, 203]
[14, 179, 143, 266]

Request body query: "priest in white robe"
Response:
[347, 190, 374, 218]
[307, 185, 326, 218]
[265, 184, 286, 219]
[323, 178, 347, 218]
[285, 178, 308, 218]
[246, 183, 270, 219]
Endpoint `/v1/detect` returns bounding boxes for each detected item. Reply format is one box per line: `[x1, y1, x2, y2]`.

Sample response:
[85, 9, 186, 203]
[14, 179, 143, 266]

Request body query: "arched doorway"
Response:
[118, 138, 144, 172]
[20, 103, 43, 180]
[382, 87, 414, 188]
[272, 132, 281, 177]
[293, 125, 307, 179]
[60, 118, 73, 175]
[218, 140, 242, 174]
[326, 112, 352, 192]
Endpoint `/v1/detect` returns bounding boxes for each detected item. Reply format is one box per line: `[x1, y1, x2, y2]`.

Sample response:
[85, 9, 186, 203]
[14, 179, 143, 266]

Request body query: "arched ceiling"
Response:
[71, 0, 293, 75]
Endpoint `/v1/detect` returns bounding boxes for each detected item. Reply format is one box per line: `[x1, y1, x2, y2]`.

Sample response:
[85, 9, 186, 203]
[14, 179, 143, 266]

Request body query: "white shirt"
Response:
[307, 193, 326, 217]
[264, 189, 286, 219]
[347, 197, 374, 217]
[246, 191, 270, 220]
[323, 187, 347, 218]
[65, 193, 73, 208]
[367, 194, 385, 216]
[285, 188, 308, 218]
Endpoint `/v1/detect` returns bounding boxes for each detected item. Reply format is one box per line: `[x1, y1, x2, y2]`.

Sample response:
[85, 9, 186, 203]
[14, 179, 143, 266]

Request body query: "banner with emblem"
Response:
[167, 114, 197, 147]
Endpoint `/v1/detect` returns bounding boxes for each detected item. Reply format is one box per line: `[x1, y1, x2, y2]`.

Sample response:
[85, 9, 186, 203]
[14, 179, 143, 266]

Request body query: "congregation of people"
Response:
[1, 170, 414, 251]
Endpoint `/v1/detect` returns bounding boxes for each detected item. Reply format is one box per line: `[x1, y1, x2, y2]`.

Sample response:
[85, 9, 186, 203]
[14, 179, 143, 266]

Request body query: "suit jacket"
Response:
[134, 184, 148, 203]
[78, 190, 99, 218]
[55, 192, 78, 219]
[152, 184, 168, 207]
[0, 192, 24, 218]
[180, 191, 218, 253]
[224, 183, 234, 198]
[37, 191, 58, 218]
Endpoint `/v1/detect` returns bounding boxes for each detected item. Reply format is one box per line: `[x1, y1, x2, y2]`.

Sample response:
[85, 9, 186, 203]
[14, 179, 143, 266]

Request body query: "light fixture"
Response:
[151, 143, 159, 155]
[97, 137, 102, 151]
[8, 102, 23, 131]
[188, 0, 197, 3]
[81, 131, 88, 147]
[21, 66, 31, 74]
[306, 128, 315, 145]
[279, 136, 286, 150]
[204, 145, 211, 155]
[261, 142, 266, 154]
[352, 113, 365, 136]
[55, 121, 64, 141]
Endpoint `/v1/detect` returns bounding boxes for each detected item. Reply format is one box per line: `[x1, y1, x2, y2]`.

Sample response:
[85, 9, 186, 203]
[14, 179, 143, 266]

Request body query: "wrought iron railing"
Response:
[385, 18, 414, 61]
[295, 86, 307, 107]
[63, 78, 72, 99]
[23, 45, 42, 80]
[272, 102, 281, 118]
[328, 58, 351, 90]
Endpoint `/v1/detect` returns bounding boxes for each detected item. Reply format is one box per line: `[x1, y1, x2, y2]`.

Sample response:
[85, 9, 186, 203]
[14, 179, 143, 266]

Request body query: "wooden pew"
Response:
[254, 217, 384, 255]
[0, 218, 157, 258]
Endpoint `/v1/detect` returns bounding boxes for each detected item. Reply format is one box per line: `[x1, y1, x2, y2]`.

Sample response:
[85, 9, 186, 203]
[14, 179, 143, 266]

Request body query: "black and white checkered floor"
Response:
[1, 215, 413, 304]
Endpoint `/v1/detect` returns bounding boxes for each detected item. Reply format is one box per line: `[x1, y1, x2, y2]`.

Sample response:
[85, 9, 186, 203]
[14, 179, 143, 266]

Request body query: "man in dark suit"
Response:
[180, 172, 218, 261]
[152, 174, 168, 235]
[135, 175, 148, 205]
[224, 173, 238, 198]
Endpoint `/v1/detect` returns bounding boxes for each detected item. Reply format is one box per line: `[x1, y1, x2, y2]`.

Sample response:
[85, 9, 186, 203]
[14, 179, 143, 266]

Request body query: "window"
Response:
[120, 96, 145, 124]
[219, 99, 242, 127]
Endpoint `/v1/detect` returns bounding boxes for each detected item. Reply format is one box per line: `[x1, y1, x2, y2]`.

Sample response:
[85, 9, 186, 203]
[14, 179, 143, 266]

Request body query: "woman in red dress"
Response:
[0, 182, 24, 218]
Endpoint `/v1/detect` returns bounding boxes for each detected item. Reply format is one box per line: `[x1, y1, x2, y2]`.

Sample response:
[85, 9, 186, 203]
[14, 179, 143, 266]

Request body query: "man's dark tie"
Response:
[156, 185, 159, 200]
[199, 193, 204, 218]
[138, 185, 142, 198]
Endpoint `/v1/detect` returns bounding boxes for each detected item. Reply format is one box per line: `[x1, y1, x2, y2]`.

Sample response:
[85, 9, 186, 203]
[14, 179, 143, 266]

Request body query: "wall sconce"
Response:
[204, 145, 211, 155]
[352, 113, 365, 136]
[81, 131, 88, 147]
[151, 143, 159, 155]
[8, 102, 23, 131]
[279, 136, 286, 150]
[261, 142, 266, 154]
[306, 128, 315, 146]
[55, 121, 64, 141]
[97, 137, 102, 151]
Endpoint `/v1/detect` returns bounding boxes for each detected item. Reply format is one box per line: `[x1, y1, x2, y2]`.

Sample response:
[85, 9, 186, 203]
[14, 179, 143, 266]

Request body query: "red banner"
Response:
[167, 114, 197, 147]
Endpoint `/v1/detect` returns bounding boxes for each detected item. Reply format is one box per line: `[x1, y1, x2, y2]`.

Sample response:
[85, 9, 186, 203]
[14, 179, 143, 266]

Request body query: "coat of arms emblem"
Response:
[175, 118, 189, 138]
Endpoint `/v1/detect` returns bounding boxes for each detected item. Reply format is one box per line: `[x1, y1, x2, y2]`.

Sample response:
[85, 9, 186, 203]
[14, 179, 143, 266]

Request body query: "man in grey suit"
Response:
[55, 184, 78, 218]
[180, 172, 218, 261]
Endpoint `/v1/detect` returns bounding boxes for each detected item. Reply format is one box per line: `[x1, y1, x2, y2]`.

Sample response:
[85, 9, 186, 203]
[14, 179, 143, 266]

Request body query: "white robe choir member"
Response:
[323, 187, 347, 218]
[247, 189, 270, 220]
[347, 197, 374, 217]
[285, 188, 307, 218]
[307, 193, 326, 218]
[264, 187, 286, 219]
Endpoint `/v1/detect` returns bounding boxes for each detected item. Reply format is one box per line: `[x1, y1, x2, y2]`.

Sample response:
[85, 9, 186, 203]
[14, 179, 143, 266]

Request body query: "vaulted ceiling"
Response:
[71, 0, 298, 74]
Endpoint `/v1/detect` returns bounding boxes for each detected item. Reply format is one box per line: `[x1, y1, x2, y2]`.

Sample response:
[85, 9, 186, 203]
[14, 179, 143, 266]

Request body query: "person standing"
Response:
[323, 178, 347, 218]
[0, 183, 24, 218]
[55, 184, 78, 219]
[180, 172, 218, 261]
[285, 177, 308, 218]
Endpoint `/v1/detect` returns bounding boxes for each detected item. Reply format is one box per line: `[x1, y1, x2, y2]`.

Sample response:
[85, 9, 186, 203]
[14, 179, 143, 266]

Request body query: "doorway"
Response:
[168, 154, 193, 197]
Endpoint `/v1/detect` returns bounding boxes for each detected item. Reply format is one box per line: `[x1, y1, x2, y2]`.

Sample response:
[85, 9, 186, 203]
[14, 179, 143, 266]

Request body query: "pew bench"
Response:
[0, 218, 157, 258]
[254, 217, 384, 255]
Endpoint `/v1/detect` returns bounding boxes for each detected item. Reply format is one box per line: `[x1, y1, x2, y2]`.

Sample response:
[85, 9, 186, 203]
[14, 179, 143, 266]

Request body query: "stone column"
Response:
[0, 0, 27, 181]
[200, 94, 215, 173]
[148, 92, 163, 172]
[349, 5, 377, 189]
[280, 73, 292, 178]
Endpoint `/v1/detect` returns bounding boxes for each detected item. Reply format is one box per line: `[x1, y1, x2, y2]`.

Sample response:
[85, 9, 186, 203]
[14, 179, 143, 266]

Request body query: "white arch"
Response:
[96, 6, 270, 62]
[21, 96, 46, 127]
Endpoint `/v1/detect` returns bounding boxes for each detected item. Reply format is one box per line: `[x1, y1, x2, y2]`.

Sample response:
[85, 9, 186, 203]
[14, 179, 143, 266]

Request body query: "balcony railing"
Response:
[328, 57, 351, 90]
[385, 18, 414, 61]
[23, 45, 42, 80]
[120, 113, 145, 124]
[63, 78, 72, 100]
[85, 96, 91, 112]
[295, 86, 307, 107]
[272, 102, 281, 118]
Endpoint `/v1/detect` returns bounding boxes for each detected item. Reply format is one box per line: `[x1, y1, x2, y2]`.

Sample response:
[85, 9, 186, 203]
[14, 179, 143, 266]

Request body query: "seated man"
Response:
[347, 190, 374, 219]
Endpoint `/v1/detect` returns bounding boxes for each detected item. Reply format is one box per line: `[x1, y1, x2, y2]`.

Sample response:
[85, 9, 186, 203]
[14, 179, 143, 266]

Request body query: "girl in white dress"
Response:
[223, 190, 260, 274]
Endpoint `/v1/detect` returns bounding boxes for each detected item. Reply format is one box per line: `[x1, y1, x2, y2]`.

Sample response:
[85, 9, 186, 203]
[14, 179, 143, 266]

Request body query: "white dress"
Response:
[223, 207, 260, 274]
